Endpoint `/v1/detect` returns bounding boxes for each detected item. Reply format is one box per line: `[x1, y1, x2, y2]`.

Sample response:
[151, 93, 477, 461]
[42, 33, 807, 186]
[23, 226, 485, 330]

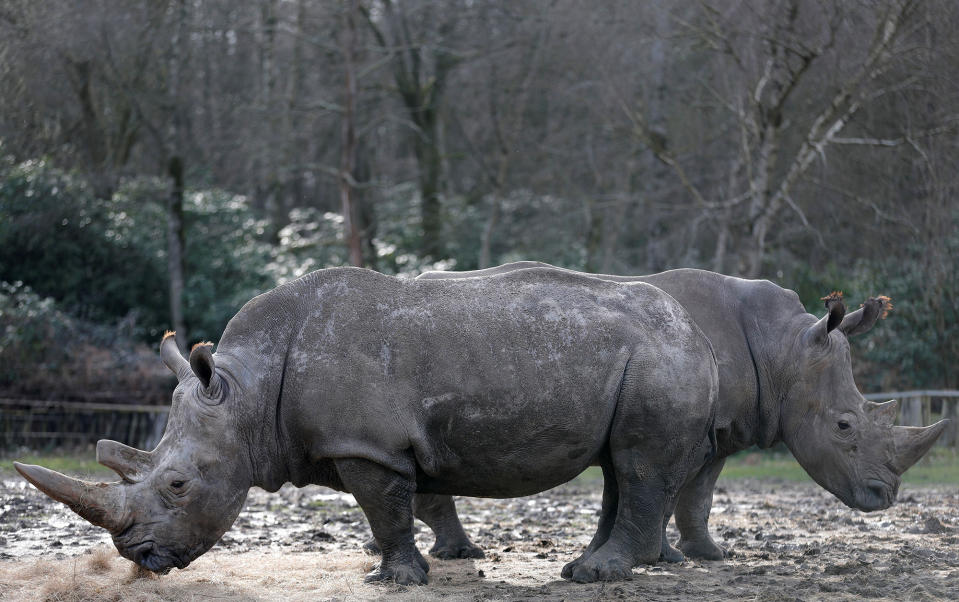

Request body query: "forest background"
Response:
[0, 0, 956, 407]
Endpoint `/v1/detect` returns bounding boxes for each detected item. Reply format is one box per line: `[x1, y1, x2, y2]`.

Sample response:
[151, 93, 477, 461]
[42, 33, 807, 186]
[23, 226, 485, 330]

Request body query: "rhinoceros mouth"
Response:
[127, 540, 187, 574]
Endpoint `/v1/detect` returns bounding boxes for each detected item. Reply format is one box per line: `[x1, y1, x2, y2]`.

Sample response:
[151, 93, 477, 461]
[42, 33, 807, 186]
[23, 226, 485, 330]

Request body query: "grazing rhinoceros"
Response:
[405, 262, 948, 570]
[15, 266, 719, 585]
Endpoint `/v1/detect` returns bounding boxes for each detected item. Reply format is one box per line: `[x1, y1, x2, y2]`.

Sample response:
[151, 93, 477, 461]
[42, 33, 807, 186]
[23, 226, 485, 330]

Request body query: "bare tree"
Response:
[621, 0, 924, 276]
[363, 0, 463, 260]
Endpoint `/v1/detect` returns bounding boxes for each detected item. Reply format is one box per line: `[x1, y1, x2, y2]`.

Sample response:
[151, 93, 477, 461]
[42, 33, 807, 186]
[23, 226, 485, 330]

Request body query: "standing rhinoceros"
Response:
[409, 262, 948, 569]
[15, 266, 719, 584]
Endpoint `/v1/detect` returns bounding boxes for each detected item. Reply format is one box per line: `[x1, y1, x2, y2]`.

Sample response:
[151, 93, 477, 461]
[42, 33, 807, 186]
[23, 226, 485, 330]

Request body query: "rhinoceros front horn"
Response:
[14, 462, 126, 533]
[889, 420, 949, 475]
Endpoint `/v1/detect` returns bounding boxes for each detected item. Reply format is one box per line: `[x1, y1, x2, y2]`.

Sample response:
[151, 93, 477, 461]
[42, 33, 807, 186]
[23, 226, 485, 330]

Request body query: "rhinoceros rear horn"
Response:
[804, 292, 847, 345]
[160, 331, 192, 382]
[839, 296, 893, 337]
[890, 420, 949, 475]
[864, 399, 898, 427]
[97, 439, 154, 483]
[14, 462, 126, 533]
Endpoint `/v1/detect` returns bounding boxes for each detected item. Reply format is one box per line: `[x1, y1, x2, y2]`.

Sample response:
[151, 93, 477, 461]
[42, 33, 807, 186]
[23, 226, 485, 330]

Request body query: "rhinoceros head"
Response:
[15, 333, 250, 573]
[778, 293, 947, 511]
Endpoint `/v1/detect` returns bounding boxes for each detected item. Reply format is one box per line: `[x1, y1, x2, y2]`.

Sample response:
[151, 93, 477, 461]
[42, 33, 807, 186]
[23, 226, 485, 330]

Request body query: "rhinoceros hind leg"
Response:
[335, 458, 428, 585]
[565, 464, 666, 582]
[674, 457, 727, 561]
[561, 460, 618, 579]
[413, 494, 485, 559]
[362, 536, 381, 555]
[566, 349, 715, 583]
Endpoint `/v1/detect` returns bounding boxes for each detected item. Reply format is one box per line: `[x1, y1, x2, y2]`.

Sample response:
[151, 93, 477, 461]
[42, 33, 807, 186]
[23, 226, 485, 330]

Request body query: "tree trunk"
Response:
[584, 198, 603, 273]
[417, 117, 444, 260]
[355, 138, 378, 269]
[478, 197, 500, 269]
[259, 0, 282, 241]
[340, 0, 363, 267]
[284, 0, 307, 213]
[167, 156, 187, 353]
[712, 211, 729, 273]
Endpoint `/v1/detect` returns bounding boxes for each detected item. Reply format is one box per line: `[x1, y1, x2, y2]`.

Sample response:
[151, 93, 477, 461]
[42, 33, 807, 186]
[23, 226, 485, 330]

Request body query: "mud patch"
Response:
[1, 478, 958, 600]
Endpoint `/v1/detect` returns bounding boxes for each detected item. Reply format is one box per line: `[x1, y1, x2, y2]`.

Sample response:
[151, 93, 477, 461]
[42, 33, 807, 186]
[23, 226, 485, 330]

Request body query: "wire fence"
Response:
[1, 390, 957, 452]
[0, 398, 168, 451]
[862, 390, 959, 447]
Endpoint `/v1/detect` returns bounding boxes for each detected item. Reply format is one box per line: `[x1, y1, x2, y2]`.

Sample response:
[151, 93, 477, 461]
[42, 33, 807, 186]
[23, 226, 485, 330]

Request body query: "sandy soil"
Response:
[1, 476, 958, 601]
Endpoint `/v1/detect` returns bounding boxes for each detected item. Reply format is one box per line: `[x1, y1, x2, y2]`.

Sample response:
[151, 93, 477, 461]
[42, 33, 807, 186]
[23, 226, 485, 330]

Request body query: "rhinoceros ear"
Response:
[839, 296, 892, 337]
[804, 291, 846, 346]
[189, 342, 222, 400]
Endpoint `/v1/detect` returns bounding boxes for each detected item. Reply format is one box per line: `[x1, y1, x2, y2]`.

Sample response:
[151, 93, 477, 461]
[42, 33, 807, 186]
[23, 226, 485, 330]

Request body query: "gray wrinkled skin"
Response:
[16, 267, 720, 585]
[413, 262, 948, 564]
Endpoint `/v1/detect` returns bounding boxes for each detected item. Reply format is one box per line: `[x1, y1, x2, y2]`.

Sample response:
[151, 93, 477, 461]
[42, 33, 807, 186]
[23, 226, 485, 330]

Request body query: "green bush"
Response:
[0, 160, 298, 346]
[0, 160, 167, 333]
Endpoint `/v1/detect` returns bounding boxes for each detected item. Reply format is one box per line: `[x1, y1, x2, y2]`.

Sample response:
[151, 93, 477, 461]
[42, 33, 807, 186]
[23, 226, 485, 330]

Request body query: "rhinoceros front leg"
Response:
[674, 456, 727, 561]
[561, 461, 618, 578]
[361, 494, 484, 559]
[335, 458, 429, 585]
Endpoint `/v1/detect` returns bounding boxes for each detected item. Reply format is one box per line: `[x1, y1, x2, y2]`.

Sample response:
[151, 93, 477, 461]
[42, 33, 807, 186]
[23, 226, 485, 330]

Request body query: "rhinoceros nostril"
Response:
[865, 478, 890, 507]
[130, 541, 156, 567]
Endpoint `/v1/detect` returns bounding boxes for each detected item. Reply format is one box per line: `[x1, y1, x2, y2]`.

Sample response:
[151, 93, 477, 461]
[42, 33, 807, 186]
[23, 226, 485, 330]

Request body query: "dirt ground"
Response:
[1, 475, 958, 601]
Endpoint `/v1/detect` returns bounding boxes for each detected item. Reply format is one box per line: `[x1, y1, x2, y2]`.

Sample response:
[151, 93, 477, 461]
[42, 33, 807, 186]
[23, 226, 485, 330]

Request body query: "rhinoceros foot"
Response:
[659, 540, 685, 563]
[429, 540, 485, 559]
[678, 536, 726, 561]
[364, 560, 429, 586]
[568, 553, 633, 583]
[362, 537, 381, 556]
[561, 555, 585, 579]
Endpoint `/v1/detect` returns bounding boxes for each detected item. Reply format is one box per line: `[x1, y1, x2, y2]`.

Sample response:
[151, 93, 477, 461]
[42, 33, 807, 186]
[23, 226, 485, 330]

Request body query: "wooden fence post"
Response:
[942, 398, 958, 448]
[899, 396, 922, 426]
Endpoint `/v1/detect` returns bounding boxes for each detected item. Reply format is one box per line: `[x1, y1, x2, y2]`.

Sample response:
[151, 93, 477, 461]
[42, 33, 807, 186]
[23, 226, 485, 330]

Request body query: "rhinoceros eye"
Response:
[170, 480, 186, 490]
[837, 420, 851, 430]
